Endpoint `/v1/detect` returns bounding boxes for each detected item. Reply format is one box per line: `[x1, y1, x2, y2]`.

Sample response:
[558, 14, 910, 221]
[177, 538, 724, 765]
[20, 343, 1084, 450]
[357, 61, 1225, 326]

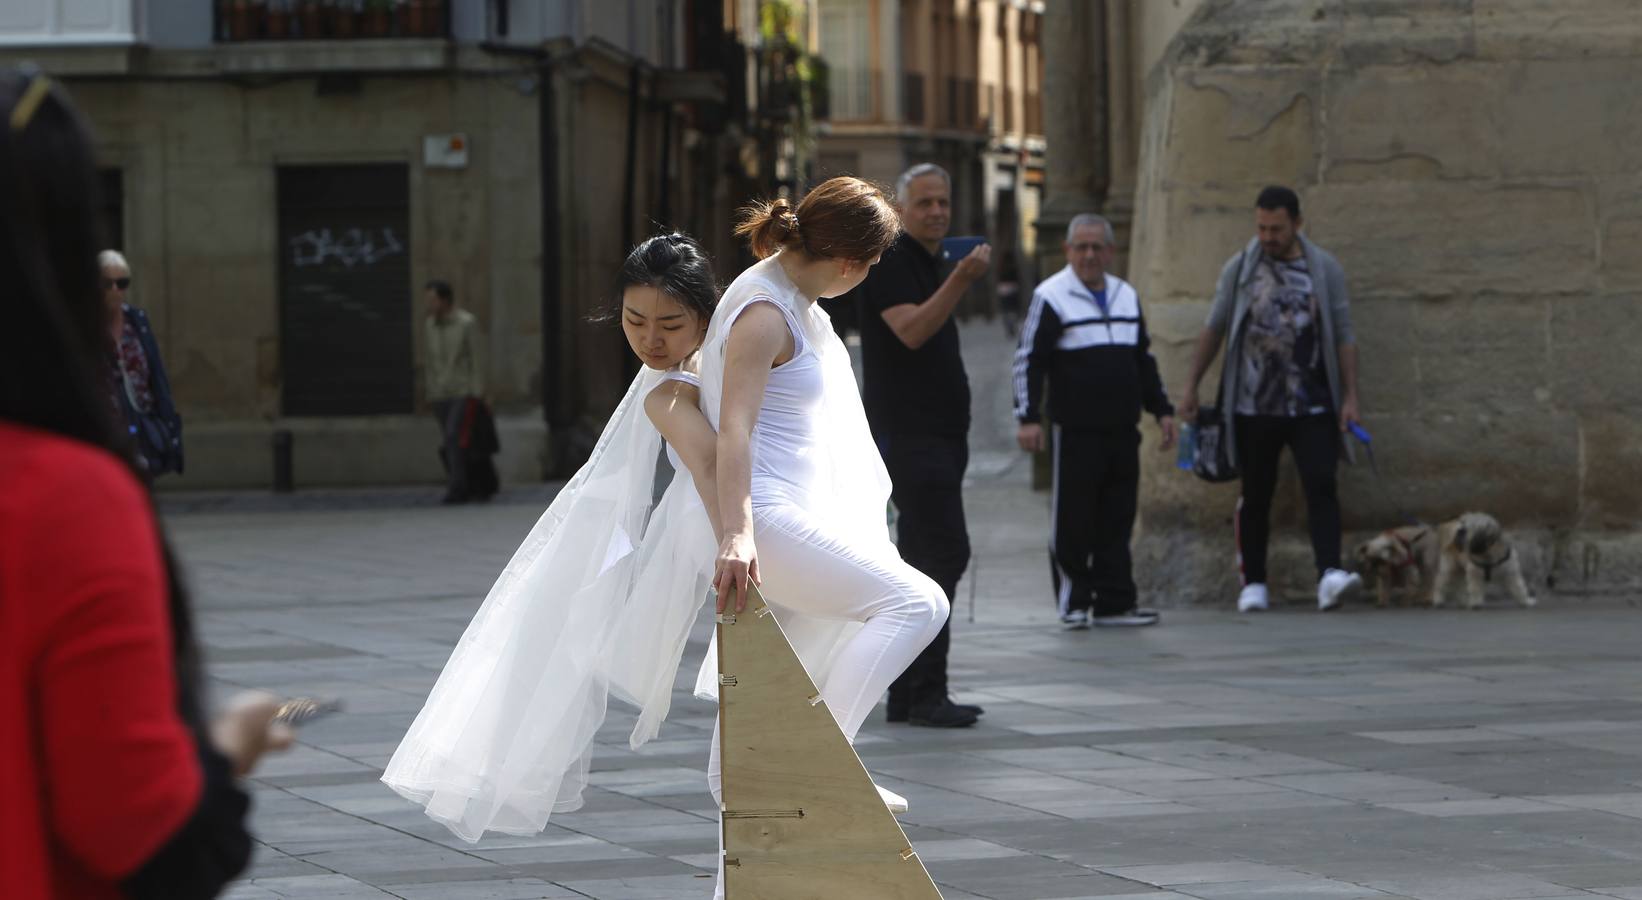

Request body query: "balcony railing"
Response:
[903, 71, 925, 125]
[214, 1, 451, 42]
[935, 76, 981, 131]
[825, 66, 882, 122]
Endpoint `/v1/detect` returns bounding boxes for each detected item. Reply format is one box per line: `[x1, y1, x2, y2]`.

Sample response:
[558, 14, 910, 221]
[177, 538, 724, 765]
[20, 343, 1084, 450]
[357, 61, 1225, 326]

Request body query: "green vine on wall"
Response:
[758, 0, 829, 189]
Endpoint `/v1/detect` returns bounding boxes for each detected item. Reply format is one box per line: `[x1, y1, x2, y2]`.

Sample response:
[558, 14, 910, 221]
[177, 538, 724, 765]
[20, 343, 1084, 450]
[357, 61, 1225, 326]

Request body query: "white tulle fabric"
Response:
[380, 363, 718, 843]
[380, 253, 890, 845]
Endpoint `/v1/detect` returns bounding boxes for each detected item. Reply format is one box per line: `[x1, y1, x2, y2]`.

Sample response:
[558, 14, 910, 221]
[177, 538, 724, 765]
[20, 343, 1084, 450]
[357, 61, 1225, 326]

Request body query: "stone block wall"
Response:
[1130, 0, 1642, 541]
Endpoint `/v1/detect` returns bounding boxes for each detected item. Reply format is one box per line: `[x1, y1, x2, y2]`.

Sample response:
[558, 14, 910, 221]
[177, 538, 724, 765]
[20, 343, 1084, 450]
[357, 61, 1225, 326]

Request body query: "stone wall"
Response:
[1125, 0, 1642, 599]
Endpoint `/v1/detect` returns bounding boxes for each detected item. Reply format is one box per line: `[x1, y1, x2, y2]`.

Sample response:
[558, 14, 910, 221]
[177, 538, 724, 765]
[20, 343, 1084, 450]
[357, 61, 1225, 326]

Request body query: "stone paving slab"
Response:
[174, 472, 1642, 899]
[176, 319, 1642, 900]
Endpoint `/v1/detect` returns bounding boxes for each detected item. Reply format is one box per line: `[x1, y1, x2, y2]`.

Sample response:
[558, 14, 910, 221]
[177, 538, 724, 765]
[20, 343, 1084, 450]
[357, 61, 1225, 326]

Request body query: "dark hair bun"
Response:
[610, 232, 719, 323]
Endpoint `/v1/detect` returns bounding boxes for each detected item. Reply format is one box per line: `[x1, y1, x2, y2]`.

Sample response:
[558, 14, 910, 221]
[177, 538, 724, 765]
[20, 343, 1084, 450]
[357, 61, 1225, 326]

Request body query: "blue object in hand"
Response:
[1347, 421, 1372, 444]
[939, 236, 988, 261]
[1176, 423, 1197, 471]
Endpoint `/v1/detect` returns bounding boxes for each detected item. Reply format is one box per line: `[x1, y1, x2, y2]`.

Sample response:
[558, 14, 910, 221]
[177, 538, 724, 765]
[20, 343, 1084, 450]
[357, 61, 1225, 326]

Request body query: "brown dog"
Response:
[1433, 512, 1536, 609]
[1355, 525, 1437, 607]
[1356, 514, 1536, 609]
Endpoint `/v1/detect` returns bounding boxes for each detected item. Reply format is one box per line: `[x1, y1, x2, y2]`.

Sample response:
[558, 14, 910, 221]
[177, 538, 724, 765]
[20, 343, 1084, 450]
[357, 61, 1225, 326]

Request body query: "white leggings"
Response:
[708, 502, 948, 896]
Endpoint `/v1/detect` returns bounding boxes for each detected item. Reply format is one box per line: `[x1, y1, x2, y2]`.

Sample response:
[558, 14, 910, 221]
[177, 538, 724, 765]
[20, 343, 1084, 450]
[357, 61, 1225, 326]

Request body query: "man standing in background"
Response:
[424, 279, 484, 505]
[850, 163, 989, 728]
[1014, 215, 1174, 630]
[1177, 186, 1363, 612]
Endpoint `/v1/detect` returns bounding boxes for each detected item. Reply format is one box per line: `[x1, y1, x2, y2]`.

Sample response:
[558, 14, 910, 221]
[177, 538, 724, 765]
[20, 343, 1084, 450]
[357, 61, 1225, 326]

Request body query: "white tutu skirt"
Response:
[382, 370, 716, 843]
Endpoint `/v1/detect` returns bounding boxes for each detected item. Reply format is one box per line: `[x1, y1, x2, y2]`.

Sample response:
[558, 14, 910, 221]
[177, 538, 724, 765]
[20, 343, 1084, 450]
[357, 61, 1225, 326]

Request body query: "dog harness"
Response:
[1388, 528, 1428, 571]
[1470, 544, 1513, 582]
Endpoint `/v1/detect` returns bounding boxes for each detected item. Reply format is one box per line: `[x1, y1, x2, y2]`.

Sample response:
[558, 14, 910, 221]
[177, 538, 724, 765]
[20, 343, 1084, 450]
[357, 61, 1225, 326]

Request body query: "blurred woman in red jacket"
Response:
[0, 68, 290, 899]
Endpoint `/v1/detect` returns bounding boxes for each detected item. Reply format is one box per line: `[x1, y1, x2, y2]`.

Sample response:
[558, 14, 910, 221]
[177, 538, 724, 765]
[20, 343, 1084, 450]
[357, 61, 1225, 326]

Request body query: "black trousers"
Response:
[432, 399, 469, 499]
[1234, 413, 1342, 584]
[878, 432, 969, 711]
[1049, 426, 1141, 617]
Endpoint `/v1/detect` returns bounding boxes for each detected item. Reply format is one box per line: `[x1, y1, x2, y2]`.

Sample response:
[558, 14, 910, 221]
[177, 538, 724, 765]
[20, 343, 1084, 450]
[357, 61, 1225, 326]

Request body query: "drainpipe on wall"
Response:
[539, 53, 566, 478]
[621, 63, 641, 252]
[481, 39, 567, 477]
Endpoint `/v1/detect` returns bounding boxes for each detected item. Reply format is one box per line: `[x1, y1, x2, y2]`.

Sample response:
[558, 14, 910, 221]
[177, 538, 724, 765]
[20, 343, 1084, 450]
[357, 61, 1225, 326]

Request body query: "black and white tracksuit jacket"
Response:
[1013, 266, 1173, 429]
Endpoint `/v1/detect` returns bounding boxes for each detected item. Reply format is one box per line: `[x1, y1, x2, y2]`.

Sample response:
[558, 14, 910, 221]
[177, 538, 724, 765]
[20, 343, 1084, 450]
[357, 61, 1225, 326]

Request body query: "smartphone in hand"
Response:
[939, 236, 988, 261]
[272, 696, 344, 726]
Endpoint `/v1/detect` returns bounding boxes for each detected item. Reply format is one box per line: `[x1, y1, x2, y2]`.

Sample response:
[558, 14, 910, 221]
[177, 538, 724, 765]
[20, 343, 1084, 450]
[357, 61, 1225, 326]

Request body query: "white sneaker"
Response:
[876, 784, 909, 815]
[1060, 609, 1092, 630]
[1318, 569, 1362, 611]
[1237, 583, 1269, 612]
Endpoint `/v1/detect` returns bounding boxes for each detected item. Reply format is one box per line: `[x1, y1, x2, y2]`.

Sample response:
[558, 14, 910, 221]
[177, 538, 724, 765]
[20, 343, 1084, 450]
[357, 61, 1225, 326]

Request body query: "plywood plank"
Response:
[717, 584, 943, 899]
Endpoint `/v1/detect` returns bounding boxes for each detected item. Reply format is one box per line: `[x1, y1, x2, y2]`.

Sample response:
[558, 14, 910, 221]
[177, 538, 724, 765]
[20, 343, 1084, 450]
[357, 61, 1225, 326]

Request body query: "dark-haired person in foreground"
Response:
[0, 67, 291, 900]
[1177, 185, 1364, 613]
[424, 279, 486, 503]
[385, 233, 733, 840]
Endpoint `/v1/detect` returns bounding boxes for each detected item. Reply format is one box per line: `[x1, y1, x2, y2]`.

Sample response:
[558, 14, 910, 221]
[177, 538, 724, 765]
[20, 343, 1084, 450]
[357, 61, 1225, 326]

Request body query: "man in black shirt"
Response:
[851, 163, 989, 728]
[1014, 214, 1175, 629]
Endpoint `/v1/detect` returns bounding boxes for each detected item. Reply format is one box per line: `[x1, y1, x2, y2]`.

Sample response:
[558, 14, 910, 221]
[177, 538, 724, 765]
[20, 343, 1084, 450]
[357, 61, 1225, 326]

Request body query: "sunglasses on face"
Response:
[103, 278, 131, 290]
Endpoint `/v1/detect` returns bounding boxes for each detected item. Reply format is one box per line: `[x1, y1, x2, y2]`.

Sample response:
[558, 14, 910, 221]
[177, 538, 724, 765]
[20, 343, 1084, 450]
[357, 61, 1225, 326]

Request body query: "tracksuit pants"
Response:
[1049, 425, 1141, 617]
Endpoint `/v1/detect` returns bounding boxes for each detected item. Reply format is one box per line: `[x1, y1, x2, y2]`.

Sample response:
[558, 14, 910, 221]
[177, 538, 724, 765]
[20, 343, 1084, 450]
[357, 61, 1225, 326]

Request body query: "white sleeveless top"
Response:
[700, 253, 891, 535]
[714, 259, 826, 509]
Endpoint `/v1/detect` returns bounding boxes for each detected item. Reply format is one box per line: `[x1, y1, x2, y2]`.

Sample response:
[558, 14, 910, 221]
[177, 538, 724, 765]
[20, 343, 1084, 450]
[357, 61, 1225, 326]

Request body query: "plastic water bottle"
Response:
[1176, 423, 1196, 471]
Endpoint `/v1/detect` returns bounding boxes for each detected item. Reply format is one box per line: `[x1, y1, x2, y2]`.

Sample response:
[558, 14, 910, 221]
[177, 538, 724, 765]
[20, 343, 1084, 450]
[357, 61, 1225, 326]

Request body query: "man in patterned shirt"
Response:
[1177, 187, 1364, 613]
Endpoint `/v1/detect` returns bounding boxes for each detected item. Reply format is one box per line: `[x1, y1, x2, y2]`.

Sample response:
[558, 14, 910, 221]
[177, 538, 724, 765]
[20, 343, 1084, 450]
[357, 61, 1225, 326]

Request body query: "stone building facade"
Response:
[812, 0, 1048, 305]
[1039, 0, 1642, 599]
[3, 0, 761, 488]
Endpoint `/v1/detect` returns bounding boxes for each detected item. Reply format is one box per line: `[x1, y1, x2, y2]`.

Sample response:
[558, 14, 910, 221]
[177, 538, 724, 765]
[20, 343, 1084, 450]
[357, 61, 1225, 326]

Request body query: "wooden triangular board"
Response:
[717, 584, 943, 899]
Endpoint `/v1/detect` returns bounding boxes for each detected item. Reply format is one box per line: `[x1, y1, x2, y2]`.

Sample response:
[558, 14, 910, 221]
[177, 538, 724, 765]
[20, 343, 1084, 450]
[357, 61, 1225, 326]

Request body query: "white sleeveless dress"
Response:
[696, 254, 949, 898]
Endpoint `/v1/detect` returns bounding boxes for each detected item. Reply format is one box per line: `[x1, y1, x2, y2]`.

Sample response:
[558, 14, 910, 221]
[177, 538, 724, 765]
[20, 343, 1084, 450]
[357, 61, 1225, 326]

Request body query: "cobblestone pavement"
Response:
[165, 462, 1642, 900]
[163, 321, 1642, 899]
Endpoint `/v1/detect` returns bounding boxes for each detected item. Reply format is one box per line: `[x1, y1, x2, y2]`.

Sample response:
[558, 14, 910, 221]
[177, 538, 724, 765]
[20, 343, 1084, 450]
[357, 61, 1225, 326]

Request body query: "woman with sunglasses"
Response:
[101, 249, 186, 478]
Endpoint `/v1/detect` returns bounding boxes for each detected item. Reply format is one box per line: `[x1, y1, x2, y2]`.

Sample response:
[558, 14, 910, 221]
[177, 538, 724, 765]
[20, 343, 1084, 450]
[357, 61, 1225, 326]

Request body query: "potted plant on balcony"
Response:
[404, 0, 443, 37]
[328, 0, 362, 39]
[297, 0, 324, 38]
[265, 0, 292, 39]
[221, 0, 265, 41]
[363, 0, 393, 37]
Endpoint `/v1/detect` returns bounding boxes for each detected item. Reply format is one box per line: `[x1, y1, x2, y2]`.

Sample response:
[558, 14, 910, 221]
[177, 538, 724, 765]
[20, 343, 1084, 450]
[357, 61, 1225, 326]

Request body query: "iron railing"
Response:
[213, 1, 452, 42]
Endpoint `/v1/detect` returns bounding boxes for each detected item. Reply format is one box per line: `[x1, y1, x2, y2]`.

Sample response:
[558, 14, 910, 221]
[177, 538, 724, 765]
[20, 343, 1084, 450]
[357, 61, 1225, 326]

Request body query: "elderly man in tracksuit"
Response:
[1013, 214, 1176, 629]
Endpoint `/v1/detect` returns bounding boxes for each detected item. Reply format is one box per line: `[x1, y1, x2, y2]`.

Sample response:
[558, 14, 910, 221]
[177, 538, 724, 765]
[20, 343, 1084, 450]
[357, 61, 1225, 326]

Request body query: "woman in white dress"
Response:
[700, 178, 950, 894]
[381, 233, 729, 842]
[384, 184, 947, 894]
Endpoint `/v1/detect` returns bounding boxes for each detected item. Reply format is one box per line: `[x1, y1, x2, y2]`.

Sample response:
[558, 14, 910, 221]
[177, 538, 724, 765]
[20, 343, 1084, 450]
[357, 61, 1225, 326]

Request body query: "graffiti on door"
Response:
[289, 227, 406, 268]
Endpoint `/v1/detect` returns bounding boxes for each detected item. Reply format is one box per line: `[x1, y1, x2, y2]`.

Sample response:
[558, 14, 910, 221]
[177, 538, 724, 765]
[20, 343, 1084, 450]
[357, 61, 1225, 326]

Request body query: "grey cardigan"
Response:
[1205, 235, 1356, 466]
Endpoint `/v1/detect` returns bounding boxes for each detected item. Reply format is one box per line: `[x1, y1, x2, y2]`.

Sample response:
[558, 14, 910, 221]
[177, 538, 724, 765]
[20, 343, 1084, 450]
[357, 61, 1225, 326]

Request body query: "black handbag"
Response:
[1191, 401, 1239, 483]
[1191, 251, 1252, 484]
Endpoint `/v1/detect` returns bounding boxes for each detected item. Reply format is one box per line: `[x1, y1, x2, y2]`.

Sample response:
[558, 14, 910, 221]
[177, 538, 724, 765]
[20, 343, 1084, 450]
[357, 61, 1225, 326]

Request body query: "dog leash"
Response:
[1348, 422, 1428, 530]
